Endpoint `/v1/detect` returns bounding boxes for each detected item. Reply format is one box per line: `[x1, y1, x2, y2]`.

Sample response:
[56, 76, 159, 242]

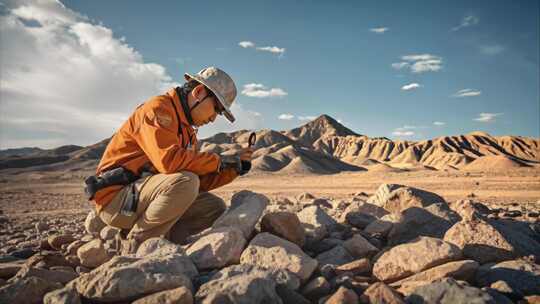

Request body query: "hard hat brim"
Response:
[184, 73, 236, 123]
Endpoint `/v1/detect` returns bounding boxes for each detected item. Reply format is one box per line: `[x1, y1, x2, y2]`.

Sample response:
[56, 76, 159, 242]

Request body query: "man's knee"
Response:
[166, 171, 200, 201]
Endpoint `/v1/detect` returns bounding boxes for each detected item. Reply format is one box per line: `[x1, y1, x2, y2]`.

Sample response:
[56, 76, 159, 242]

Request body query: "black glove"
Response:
[240, 160, 251, 176]
[219, 155, 251, 176]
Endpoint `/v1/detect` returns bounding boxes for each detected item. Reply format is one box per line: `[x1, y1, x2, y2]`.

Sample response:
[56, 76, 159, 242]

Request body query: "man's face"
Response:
[189, 85, 224, 127]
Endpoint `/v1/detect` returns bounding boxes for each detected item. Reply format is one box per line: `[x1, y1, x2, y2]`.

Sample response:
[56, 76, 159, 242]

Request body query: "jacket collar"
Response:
[167, 88, 196, 138]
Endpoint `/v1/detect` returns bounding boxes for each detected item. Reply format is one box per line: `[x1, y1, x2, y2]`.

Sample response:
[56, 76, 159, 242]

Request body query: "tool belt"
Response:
[84, 167, 144, 217]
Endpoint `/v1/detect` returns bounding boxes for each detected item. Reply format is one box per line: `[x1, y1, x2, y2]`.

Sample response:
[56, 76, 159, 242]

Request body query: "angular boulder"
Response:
[186, 227, 246, 270]
[387, 204, 460, 245]
[260, 211, 306, 247]
[443, 217, 540, 264]
[132, 286, 192, 304]
[364, 213, 401, 237]
[48, 234, 77, 251]
[0, 276, 62, 304]
[391, 260, 479, 296]
[196, 264, 298, 303]
[342, 234, 379, 258]
[340, 200, 389, 222]
[73, 253, 197, 302]
[297, 205, 339, 243]
[361, 282, 405, 304]
[136, 237, 185, 258]
[10, 266, 78, 285]
[324, 286, 358, 304]
[84, 210, 106, 237]
[405, 278, 496, 304]
[44, 286, 81, 304]
[77, 239, 112, 268]
[212, 190, 268, 238]
[316, 246, 354, 270]
[240, 232, 317, 283]
[368, 184, 446, 213]
[373, 236, 462, 283]
[475, 259, 540, 297]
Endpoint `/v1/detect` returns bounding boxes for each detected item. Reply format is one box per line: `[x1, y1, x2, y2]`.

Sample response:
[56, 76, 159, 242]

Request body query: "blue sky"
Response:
[1, 0, 538, 148]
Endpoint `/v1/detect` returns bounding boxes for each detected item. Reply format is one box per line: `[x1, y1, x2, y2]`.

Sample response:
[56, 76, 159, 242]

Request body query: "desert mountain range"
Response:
[1, 115, 538, 174]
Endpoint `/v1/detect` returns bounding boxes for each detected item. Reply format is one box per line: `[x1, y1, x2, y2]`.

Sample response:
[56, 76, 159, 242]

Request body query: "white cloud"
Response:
[241, 83, 288, 98]
[452, 15, 479, 31]
[0, 0, 180, 149]
[256, 46, 286, 55]
[278, 113, 295, 120]
[391, 62, 409, 70]
[392, 130, 415, 136]
[238, 41, 286, 56]
[480, 45, 504, 55]
[453, 89, 482, 98]
[239, 41, 255, 48]
[393, 54, 443, 73]
[370, 27, 389, 34]
[298, 116, 317, 121]
[401, 83, 422, 91]
[433, 121, 446, 126]
[473, 113, 503, 123]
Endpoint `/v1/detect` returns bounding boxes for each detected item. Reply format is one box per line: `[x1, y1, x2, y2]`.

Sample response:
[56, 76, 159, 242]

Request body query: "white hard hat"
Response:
[184, 67, 237, 123]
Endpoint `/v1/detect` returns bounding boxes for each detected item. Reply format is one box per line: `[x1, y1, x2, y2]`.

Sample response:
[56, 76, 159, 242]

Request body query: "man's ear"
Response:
[192, 84, 206, 101]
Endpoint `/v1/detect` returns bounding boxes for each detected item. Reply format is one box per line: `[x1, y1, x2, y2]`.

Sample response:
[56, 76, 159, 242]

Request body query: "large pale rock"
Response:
[388, 204, 460, 245]
[73, 253, 197, 303]
[405, 278, 496, 304]
[186, 227, 246, 270]
[298, 205, 339, 243]
[261, 211, 306, 247]
[335, 258, 371, 276]
[475, 259, 540, 297]
[316, 246, 354, 270]
[391, 260, 479, 296]
[368, 184, 446, 213]
[342, 234, 379, 258]
[443, 217, 540, 264]
[362, 282, 405, 304]
[132, 286, 193, 304]
[196, 264, 299, 304]
[48, 234, 77, 251]
[84, 210, 106, 236]
[340, 200, 389, 223]
[77, 239, 112, 268]
[324, 286, 358, 304]
[212, 190, 269, 238]
[240, 232, 317, 282]
[0, 276, 62, 304]
[450, 199, 491, 220]
[373, 236, 462, 283]
[136, 237, 185, 258]
[99, 226, 120, 241]
[44, 286, 81, 304]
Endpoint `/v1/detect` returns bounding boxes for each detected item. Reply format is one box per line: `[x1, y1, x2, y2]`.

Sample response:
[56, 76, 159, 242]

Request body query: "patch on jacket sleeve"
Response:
[154, 109, 173, 128]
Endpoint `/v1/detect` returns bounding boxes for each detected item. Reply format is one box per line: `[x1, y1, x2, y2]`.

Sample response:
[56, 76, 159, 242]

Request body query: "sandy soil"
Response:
[1, 169, 539, 218]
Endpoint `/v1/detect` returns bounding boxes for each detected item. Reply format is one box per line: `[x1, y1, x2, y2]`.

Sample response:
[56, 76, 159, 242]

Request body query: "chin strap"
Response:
[176, 86, 195, 126]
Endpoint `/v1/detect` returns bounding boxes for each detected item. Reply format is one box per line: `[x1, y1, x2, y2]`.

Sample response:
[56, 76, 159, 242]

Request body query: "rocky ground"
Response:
[0, 181, 539, 303]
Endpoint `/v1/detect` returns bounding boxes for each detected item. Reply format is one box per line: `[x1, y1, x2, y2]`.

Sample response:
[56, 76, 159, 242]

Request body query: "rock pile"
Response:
[0, 184, 539, 303]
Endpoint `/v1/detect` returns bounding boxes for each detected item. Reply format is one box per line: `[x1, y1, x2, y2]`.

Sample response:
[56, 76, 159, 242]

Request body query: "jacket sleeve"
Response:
[199, 168, 239, 192]
[132, 99, 220, 175]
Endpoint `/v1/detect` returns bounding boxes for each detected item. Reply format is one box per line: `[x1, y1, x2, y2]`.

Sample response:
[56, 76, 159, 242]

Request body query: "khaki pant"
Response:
[98, 171, 226, 245]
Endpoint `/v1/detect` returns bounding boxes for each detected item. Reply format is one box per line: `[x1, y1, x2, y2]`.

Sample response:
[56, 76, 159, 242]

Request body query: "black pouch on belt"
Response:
[120, 182, 140, 217]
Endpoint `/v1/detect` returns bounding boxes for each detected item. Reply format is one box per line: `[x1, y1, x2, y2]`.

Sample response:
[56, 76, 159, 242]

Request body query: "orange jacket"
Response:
[93, 88, 238, 210]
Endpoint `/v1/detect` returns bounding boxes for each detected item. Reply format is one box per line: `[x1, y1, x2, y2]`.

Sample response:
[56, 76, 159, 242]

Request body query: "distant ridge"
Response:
[1, 114, 538, 174]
